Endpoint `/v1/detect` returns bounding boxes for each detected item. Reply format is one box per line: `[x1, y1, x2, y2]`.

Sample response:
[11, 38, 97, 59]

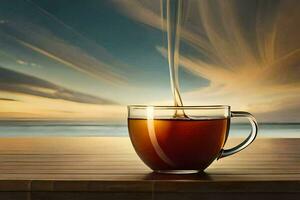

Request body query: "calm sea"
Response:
[0, 121, 299, 138]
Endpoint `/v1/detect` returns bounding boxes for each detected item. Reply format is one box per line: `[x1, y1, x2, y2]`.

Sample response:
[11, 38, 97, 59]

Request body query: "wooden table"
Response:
[0, 137, 299, 200]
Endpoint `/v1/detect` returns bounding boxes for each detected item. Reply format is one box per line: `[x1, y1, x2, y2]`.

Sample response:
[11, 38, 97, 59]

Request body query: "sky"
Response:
[0, 0, 299, 123]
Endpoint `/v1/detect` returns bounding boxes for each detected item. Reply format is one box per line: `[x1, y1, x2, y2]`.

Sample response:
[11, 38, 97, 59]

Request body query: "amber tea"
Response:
[128, 117, 229, 171]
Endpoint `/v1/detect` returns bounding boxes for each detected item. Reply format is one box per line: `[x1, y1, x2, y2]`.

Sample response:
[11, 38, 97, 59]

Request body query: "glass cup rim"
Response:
[128, 105, 230, 110]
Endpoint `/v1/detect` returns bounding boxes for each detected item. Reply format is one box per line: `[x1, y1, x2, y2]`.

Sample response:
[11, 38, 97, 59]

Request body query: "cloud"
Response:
[16, 59, 41, 68]
[0, 20, 8, 24]
[0, 66, 117, 105]
[0, 97, 18, 102]
[16, 60, 27, 65]
[0, 1, 128, 86]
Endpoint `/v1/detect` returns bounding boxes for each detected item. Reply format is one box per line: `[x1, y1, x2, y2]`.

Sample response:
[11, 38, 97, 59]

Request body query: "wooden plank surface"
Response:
[0, 137, 299, 199]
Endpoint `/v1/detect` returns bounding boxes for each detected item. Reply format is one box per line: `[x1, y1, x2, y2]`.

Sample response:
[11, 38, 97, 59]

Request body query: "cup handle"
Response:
[219, 111, 258, 159]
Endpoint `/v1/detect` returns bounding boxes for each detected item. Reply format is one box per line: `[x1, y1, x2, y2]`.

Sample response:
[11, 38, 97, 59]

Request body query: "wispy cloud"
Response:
[0, 20, 8, 24]
[0, 1, 128, 86]
[0, 97, 18, 102]
[0, 66, 117, 105]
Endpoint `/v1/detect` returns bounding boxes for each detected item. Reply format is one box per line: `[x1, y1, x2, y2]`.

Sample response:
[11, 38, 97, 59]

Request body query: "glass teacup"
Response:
[128, 105, 258, 174]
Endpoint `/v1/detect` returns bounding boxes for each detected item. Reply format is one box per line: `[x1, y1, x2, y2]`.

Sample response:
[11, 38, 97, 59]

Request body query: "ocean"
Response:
[0, 122, 299, 138]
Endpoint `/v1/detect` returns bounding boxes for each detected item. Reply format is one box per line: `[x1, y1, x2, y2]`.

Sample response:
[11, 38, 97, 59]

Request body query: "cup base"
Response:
[154, 170, 200, 174]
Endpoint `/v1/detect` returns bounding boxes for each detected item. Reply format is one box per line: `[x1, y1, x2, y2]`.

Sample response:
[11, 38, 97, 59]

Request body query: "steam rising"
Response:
[163, 0, 184, 108]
